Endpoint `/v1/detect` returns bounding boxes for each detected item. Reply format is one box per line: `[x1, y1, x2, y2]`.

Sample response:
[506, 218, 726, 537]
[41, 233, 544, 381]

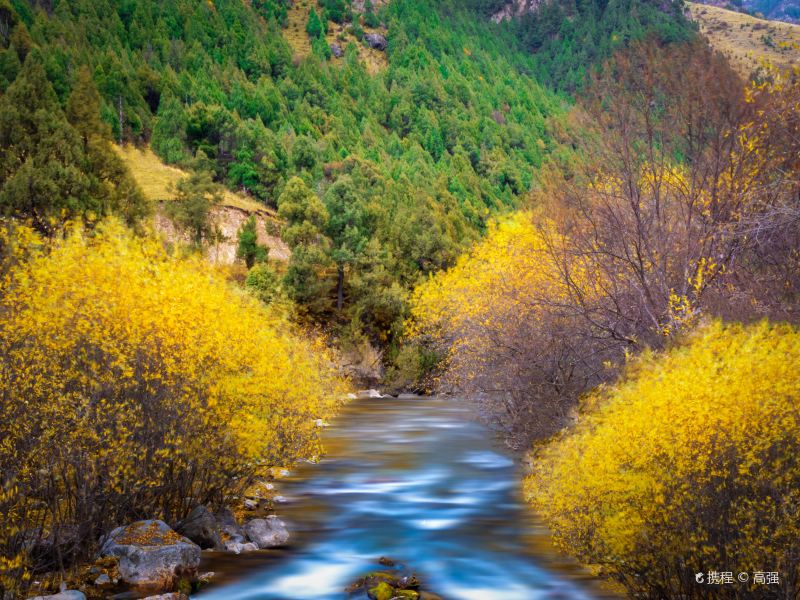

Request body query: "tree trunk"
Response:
[337, 265, 344, 311]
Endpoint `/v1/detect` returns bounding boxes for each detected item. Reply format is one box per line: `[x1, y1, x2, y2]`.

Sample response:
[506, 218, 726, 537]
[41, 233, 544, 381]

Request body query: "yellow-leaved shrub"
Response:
[409, 213, 608, 445]
[526, 320, 800, 599]
[0, 219, 347, 587]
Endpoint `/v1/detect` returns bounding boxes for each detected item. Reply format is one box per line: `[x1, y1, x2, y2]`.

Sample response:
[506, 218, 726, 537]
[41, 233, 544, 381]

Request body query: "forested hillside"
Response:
[0, 0, 696, 359]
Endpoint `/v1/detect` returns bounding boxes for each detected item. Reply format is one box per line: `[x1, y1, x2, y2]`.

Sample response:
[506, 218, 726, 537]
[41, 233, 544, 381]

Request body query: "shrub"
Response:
[526, 320, 800, 599]
[408, 213, 612, 446]
[0, 220, 346, 590]
[246, 262, 282, 305]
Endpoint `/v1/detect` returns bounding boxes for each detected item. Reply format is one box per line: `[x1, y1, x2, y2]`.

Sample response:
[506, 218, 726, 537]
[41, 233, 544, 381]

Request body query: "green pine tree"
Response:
[278, 176, 334, 316]
[237, 215, 268, 268]
[0, 54, 91, 232]
[306, 8, 325, 39]
[166, 151, 223, 247]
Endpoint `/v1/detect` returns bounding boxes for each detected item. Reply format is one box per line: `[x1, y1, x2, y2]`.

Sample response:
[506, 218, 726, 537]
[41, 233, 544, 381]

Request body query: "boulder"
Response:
[330, 43, 344, 58]
[175, 505, 222, 550]
[215, 509, 247, 548]
[225, 541, 258, 554]
[364, 34, 387, 51]
[99, 520, 200, 589]
[244, 516, 290, 548]
[367, 582, 394, 600]
[27, 592, 86, 600]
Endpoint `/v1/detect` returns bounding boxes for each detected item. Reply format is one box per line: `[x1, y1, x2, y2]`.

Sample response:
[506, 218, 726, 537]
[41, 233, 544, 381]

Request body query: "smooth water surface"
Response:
[197, 395, 611, 600]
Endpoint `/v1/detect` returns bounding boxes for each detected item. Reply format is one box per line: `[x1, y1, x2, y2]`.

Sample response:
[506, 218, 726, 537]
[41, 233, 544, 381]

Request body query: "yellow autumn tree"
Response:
[409, 213, 612, 445]
[527, 320, 800, 599]
[0, 219, 347, 589]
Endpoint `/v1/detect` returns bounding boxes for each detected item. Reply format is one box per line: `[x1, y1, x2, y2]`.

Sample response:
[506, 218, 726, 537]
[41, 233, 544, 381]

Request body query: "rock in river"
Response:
[244, 516, 289, 548]
[175, 505, 222, 550]
[99, 520, 200, 589]
[27, 592, 86, 600]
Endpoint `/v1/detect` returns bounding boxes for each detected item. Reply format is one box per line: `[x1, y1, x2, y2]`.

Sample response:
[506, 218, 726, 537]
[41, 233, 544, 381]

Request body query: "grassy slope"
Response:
[114, 145, 269, 214]
[689, 2, 800, 76]
[284, 0, 388, 73]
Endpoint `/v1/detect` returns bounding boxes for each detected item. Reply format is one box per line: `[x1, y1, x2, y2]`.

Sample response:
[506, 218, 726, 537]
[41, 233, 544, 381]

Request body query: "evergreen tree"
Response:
[324, 176, 372, 312]
[166, 151, 223, 247]
[306, 8, 325, 39]
[364, 0, 380, 28]
[278, 177, 334, 316]
[66, 66, 149, 227]
[237, 215, 268, 268]
[0, 55, 90, 232]
[151, 93, 189, 165]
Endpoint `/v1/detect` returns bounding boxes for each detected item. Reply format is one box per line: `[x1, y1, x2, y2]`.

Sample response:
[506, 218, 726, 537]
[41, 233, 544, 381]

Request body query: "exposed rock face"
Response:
[175, 505, 222, 550]
[491, 0, 544, 22]
[330, 42, 344, 58]
[244, 516, 290, 548]
[365, 33, 388, 50]
[154, 204, 290, 265]
[99, 520, 200, 589]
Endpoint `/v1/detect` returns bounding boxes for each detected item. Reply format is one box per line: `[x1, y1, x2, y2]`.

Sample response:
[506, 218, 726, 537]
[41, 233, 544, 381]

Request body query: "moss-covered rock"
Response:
[367, 581, 395, 600]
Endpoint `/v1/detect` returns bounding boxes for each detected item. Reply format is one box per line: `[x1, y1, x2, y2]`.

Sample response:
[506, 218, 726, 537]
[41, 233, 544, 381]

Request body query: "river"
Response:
[196, 395, 613, 600]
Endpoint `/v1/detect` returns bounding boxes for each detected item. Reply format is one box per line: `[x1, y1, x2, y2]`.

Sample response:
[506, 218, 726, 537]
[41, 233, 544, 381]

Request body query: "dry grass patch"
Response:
[688, 2, 800, 77]
[283, 0, 387, 73]
[285, 0, 313, 58]
[115, 144, 268, 213]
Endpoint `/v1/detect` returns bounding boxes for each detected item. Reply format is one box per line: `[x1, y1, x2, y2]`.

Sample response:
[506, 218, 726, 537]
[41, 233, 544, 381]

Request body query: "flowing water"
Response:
[196, 395, 613, 600]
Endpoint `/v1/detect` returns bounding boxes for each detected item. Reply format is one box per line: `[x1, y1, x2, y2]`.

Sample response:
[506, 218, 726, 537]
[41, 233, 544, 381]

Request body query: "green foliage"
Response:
[307, 8, 325, 39]
[151, 93, 189, 165]
[312, 35, 333, 61]
[514, 0, 696, 90]
[278, 177, 335, 317]
[236, 215, 268, 268]
[245, 261, 282, 304]
[0, 55, 148, 233]
[165, 151, 223, 247]
[363, 0, 381, 28]
[324, 176, 374, 311]
[0, 0, 692, 350]
[321, 0, 348, 24]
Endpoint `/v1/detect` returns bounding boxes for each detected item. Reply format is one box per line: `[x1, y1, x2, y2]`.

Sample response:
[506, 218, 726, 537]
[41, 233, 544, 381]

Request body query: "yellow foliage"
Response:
[410, 212, 566, 370]
[0, 219, 347, 587]
[408, 213, 597, 443]
[526, 320, 800, 597]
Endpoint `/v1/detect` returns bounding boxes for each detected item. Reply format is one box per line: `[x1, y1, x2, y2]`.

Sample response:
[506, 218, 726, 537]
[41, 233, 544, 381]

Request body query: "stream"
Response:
[196, 395, 613, 600]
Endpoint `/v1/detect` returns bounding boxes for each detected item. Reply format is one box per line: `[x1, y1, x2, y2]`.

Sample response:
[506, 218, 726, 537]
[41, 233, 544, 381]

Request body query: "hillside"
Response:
[693, 0, 800, 22]
[0, 0, 698, 347]
[689, 2, 800, 75]
[115, 145, 290, 263]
